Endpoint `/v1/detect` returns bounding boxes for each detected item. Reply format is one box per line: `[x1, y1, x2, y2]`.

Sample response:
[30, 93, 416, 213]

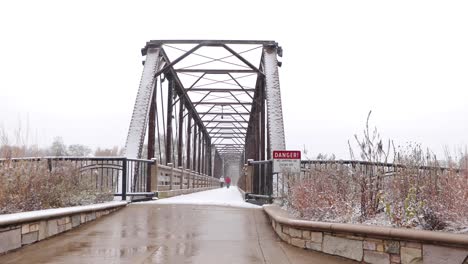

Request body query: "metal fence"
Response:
[241, 159, 464, 202]
[301, 159, 459, 171]
[0, 157, 220, 201]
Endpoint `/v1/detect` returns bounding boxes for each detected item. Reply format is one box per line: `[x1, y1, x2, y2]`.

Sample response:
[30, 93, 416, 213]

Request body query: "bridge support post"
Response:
[207, 141, 212, 176]
[124, 47, 160, 159]
[165, 78, 174, 165]
[147, 80, 157, 175]
[193, 125, 197, 173]
[201, 133, 205, 175]
[262, 45, 286, 197]
[197, 128, 202, 173]
[186, 116, 192, 170]
[177, 98, 184, 168]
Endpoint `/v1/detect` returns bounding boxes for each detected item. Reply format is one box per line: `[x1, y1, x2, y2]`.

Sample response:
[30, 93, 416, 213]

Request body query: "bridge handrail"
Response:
[0, 156, 219, 201]
[1, 156, 126, 162]
[301, 159, 463, 172]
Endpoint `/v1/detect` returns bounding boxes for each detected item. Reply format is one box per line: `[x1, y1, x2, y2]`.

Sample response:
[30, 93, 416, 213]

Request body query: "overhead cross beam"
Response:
[188, 88, 255, 92]
[203, 120, 248, 124]
[198, 112, 250, 115]
[193, 102, 252, 105]
[144, 40, 276, 48]
[175, 69, 256, 74]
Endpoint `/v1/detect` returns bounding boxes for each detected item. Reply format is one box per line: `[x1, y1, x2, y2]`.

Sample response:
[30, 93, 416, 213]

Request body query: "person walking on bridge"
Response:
[225, 176, 231, 188]
[219, 177, 225, 188]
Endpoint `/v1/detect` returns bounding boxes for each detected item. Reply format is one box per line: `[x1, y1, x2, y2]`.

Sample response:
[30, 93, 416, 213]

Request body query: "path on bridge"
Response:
[0, 188, 355, 264]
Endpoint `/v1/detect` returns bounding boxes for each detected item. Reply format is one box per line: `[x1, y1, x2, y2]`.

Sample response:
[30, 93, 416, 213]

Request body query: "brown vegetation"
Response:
[286, 112, 468, 232]
[0, 160, 113, 214]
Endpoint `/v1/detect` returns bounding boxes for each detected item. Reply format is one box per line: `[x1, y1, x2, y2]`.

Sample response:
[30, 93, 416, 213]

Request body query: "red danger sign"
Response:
[273, 150, 301, 159]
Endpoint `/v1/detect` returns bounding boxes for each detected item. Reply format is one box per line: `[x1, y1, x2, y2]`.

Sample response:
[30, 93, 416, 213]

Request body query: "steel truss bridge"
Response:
[123, 40, 286, 191]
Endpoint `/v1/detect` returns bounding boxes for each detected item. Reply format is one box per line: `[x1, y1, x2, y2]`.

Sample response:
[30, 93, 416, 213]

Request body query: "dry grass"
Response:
[286, 112, 468, 232]
[0, 160, 113, 214]
[289, 167, 355, 222]
[0, 127, 114, 214]
[287, 157, 467, 232]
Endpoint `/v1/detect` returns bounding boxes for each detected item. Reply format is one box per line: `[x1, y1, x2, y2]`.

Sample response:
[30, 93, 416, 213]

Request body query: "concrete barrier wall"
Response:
[153, 161, 219, 192]
[0, 202, 127, 255]
[264, 205, 468, 264]
[157, 186, 218, 198]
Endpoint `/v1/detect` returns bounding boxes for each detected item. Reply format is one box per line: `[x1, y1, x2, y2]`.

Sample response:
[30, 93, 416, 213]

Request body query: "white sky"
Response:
[0, 0, 467, 159]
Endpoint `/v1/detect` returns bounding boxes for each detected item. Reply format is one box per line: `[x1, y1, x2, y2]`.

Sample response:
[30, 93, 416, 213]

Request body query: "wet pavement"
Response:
[0, 204, 356, 264]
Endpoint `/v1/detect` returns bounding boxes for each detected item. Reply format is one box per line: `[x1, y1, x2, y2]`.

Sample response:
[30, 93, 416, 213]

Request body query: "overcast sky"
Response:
[0, 0, 467, 159]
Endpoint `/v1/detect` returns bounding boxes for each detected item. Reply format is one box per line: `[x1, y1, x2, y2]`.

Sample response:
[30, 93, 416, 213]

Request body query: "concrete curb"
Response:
[263, 205, 468, 247]
[0, 201, 128, 255]
[263, 205, 468, 263]
[0, 201, 128, 227]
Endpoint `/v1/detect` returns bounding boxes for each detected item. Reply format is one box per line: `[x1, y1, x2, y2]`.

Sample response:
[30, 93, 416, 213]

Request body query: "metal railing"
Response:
[300, 159, 461, 173]
[241, 159, 465, 202]
[0, 157, 219, 201]
[154, 160, 219, 192]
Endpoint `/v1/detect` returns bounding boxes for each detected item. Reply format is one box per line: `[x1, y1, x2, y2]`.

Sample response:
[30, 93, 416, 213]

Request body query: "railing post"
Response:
[146, 160, 152, 193]
[187, 168, 191, 189]
[169, 163, 174, 190]
[151, 158, 159, 192]
[199, 173, 202, 188]
[246, 160, 253, 193]
[179, 166, 184, 189]
[122, 158, 127, 201]
[47, 158, 52, 172]
[267, 160, 273, 196]
[192, 170, 197, 189]
[192, 171, 195, 189]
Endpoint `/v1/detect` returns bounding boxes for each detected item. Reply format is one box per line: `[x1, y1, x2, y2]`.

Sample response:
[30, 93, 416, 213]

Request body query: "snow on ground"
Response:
[140, 187, 260, 209]
[0, 201, 127, 225]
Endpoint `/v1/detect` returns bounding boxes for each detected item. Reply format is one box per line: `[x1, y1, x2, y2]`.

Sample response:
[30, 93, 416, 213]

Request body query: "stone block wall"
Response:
[0, 206, 123, 255]
[266, 206, 468, 264]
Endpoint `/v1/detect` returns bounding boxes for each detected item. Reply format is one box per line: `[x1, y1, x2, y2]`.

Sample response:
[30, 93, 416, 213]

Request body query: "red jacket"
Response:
[225, 177, 231, 184]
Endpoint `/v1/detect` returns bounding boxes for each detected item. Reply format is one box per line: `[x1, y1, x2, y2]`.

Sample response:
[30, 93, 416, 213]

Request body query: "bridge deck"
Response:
[0, 192, 355, 263]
